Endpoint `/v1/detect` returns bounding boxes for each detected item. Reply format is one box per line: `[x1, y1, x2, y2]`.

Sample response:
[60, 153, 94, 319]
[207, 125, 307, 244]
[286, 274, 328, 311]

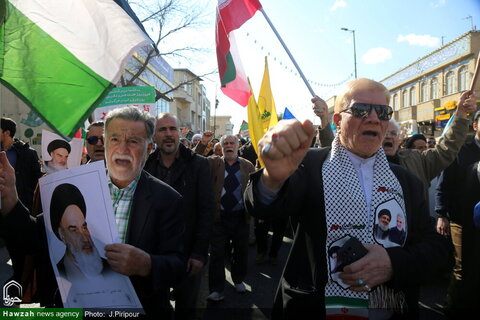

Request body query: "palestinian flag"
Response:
[216, 0, 262, 107]
[0, 0, 151, 137]
[238, 120, 250, 138]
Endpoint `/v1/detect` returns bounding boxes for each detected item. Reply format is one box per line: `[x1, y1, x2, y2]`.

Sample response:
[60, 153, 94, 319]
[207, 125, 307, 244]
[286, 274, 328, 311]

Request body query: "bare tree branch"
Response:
[123, 0, 212, 98]
[161, 70, 217, 96]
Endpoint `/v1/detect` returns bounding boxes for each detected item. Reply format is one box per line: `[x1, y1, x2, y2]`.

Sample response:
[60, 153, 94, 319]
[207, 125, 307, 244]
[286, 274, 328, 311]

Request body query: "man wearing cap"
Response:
[45, 139, 71, 173]
[435, 109, 480, 315]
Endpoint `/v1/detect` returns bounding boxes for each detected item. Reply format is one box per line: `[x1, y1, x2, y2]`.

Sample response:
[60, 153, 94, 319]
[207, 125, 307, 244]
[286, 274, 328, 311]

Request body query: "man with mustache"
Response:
[0, 107, 186, 316]
[85, 121, 105, 163]
[201, 134, 255, 302]
[144, 112, 214, 320]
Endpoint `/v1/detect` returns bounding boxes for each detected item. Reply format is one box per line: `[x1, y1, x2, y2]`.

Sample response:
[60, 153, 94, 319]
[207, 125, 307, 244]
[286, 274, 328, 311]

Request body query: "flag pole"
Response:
[260, 8, 316, 97]
[470, 52, 480, 91]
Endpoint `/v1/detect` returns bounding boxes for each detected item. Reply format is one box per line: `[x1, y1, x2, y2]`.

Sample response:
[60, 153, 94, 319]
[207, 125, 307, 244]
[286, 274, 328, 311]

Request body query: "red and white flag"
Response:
[216, 0, 262, 107]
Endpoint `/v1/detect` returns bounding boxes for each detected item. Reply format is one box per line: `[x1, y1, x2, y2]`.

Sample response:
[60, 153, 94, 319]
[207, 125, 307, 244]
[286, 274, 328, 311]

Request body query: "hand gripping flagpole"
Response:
[260, 8, 316, 98]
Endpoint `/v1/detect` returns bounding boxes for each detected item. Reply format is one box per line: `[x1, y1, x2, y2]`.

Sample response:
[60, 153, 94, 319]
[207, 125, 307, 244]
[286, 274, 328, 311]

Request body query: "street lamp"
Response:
[341, 27, 357, 79]
[213, 98, 219, 137]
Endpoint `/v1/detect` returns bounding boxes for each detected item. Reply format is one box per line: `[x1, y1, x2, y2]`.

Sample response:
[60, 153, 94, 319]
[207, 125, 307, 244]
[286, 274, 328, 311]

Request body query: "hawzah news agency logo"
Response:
[3, 280, 22, 307]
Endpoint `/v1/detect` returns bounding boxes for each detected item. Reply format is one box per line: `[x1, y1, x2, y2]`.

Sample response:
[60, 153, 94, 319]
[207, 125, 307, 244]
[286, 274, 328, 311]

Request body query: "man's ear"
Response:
[473, 120, 478, 132]
[333, 113, 342, 130]
[147, 141, 154, 154]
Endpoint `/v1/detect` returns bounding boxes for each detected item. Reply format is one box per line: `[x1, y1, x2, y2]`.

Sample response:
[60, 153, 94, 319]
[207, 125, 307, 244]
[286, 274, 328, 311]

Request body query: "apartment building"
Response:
[170, 69, 211, 133]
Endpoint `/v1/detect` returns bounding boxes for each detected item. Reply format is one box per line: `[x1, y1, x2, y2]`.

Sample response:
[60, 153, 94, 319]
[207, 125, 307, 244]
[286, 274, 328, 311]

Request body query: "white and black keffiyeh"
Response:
[323, 135, 408, 317]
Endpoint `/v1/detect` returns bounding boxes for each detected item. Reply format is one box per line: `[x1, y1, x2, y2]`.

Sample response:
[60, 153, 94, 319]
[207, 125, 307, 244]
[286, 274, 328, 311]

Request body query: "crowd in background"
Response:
[0, 80, 478, 319]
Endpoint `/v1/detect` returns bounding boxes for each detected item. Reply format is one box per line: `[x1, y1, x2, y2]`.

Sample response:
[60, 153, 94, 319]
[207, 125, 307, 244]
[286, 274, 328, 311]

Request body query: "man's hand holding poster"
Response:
[39, 161, 142, 310]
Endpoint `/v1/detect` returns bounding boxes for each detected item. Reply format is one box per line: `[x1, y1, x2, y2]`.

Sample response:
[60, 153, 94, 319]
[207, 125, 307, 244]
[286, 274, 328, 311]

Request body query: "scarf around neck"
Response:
[322, 135, 408, 318]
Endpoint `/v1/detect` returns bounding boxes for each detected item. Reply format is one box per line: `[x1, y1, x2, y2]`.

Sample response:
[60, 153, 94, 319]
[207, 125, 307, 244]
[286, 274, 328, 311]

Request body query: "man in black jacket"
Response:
[1, 117, 42, 211]
[435, 109, 480, 315]
[144, 113, 214, 320]
[245, 78, 453, 319]
[1, 117, 42, 287]
[1, 108, 186, 317]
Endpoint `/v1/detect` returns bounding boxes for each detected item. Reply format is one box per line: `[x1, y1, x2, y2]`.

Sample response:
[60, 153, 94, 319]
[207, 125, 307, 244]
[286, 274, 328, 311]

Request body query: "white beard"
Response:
[379, 223, 389, 232]
[66, 243, 104, 279]
[46, 161, 67, 173]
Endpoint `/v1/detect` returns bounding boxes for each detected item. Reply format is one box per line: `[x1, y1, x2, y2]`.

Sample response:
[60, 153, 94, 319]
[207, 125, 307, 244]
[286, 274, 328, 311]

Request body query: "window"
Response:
[402, 90, 408, 108]
[445, 71, 455, 95]
[183, 74, 192, 94]
[392, 94, 398, 110]
[421, 82, 429, 102]
[410, 87, 416, 106]
[458, 66, 467, 91]
[431, 78, 438, 99]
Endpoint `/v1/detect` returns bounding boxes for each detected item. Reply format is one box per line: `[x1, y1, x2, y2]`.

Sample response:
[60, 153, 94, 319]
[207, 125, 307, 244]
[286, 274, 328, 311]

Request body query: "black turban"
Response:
[47, 139, 71, 155]
[377, 208, 391, 220]
[50, 183, 86, 240]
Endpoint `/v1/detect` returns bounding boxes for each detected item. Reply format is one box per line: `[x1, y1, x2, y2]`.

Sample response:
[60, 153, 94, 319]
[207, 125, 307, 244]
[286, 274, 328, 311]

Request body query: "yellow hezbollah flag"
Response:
[257, 56, 279, 132]
[247, 79, 265, 167]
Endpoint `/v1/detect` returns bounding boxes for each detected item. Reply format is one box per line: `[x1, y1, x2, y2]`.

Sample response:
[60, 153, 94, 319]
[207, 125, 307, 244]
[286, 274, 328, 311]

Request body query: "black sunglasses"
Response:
[86, 136, 104, 145]
[341, 103, 393, 121]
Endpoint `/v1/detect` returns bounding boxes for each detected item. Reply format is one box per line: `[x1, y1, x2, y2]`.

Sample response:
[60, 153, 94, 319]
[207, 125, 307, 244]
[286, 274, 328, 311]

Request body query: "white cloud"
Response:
[430, 0, 446, 8]
[362, 47, 392, 64]
[397, 34, 440, 47]
[330, 0, 347, 11]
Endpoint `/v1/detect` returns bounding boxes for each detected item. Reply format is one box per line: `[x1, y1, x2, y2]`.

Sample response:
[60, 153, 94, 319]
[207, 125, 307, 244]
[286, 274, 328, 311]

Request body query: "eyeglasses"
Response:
[341, 103, 393, 121]
[86, 136, 104, 145]
[386, 130, 398, 137]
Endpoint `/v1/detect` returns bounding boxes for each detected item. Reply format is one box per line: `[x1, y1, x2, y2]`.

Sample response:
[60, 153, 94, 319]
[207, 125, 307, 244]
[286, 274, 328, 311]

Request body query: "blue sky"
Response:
[163, 0, 480, 132]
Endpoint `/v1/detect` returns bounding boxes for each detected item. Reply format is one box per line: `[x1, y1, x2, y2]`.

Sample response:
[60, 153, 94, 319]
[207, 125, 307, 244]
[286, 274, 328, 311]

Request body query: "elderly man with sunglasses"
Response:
[313, 90, 476, 199]
[245, 78, 453, 319]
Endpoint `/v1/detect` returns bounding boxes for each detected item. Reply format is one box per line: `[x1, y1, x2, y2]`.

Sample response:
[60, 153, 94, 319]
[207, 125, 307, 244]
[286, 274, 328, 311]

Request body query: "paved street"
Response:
[197, 230, 450, 320]
[198, 233, 292, 320]
[14, 229, 450, 319]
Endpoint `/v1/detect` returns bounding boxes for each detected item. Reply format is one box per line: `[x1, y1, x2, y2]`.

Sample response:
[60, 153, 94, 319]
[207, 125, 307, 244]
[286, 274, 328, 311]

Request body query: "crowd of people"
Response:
[0, 77, 478, 320]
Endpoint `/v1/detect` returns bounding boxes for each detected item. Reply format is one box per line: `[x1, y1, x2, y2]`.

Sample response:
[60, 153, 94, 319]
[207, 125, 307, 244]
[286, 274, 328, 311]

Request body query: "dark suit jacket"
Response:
[245, 147, 453, 320]
[0, 171, 186, 316]
[144, 144, 215, 264]
[127, 171, 186, 314]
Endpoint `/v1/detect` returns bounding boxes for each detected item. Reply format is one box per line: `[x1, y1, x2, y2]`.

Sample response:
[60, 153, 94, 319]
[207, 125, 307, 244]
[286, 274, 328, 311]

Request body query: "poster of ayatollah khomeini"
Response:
[39, 161, 143, 310]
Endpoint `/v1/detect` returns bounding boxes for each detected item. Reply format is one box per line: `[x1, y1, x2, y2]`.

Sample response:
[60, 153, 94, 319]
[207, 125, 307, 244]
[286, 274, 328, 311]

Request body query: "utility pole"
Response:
[213, 98, 218, 138]
[341, 28, 357, 79]
[463, 15, 474, 30]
